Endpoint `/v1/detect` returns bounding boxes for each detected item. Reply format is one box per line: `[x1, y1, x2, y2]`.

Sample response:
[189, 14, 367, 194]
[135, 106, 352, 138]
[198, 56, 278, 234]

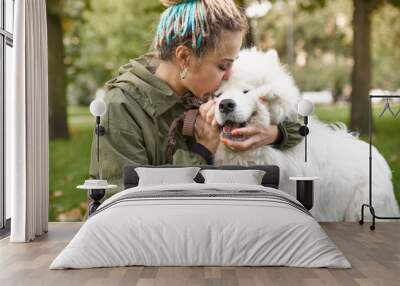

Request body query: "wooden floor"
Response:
[0, 222, 399, 286]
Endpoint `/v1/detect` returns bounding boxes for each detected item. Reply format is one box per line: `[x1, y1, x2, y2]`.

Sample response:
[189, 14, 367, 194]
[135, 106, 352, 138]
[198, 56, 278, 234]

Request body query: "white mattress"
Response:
[50, 183, 351, 269]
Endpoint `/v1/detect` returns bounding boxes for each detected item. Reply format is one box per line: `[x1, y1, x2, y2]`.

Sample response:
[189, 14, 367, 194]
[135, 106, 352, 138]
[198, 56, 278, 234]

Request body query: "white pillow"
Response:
[200, 169, 266, 185]
[135, 167, 201, 186]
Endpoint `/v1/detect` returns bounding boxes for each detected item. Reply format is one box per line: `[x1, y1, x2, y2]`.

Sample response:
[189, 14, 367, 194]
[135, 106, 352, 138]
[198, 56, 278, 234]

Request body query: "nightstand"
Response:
[289, 177, 319, 210]
[77, 180, 117, 216]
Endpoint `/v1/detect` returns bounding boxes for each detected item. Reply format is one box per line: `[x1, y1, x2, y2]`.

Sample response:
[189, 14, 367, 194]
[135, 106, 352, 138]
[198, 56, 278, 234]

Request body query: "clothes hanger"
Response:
[394, 105, 400, 118]
[378, 98, 397, 118]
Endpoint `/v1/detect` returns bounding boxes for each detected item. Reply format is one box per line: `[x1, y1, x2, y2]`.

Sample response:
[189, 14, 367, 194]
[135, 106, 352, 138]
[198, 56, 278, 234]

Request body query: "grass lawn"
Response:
[49, 103, 400, 221]
[49, 106, 94, 221]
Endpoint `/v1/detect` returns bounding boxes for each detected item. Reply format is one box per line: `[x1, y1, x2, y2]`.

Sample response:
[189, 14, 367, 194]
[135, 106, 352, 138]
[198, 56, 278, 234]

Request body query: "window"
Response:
[0, 0, 14, 235]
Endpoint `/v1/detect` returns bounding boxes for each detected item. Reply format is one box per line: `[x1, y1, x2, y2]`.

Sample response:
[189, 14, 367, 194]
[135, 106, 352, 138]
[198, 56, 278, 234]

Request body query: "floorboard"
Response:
[0, 222, 399, 286]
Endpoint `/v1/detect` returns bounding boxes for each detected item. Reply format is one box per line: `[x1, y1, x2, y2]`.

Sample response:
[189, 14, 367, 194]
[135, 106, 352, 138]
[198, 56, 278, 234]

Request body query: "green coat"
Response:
[89, 53, 303, 195]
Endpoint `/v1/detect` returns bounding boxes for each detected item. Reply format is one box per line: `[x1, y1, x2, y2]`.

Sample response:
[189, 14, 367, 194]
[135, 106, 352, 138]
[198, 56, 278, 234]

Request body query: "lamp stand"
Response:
[299, 116, 309, 162]
[88, 189, 106, 215]
[95, 116, 106, 175]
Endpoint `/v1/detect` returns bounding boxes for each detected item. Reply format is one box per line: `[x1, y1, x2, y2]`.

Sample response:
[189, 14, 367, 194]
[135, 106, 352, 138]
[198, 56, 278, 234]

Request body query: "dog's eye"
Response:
[214, 92, 222, 98]
[243, 90, 250, 94]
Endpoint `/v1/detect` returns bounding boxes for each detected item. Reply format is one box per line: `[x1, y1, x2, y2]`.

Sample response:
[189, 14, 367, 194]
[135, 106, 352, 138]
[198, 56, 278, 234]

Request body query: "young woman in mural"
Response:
[89, 0, 302, 193]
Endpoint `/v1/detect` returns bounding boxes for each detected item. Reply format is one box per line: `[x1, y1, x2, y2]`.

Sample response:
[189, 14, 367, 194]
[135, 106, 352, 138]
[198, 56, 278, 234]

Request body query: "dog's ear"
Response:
[252, 84, 278, 101]
[250, 84, 272, 98]
[259, 95, 270, 108]
[265, 49, 280, 63]
[259, 94, 279, 105]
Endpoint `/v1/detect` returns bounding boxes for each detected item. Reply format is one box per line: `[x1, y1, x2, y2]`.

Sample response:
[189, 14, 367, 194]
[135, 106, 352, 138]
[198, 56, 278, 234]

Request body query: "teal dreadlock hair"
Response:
[156, 0, 207, 54]
[154, 0, 248, 60]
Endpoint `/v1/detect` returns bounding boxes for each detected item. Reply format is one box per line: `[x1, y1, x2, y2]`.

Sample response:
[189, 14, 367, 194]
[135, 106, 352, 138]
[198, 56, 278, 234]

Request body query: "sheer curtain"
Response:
[8, 0, 49, 242]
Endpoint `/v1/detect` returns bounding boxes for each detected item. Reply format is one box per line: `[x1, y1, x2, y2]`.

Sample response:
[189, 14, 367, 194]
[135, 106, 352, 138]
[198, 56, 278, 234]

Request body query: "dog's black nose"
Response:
[219, 99, 236, 114]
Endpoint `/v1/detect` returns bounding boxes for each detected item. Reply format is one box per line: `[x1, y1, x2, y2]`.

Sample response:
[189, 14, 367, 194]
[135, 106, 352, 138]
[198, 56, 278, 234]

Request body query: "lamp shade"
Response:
[90, 99, 107, 117]
[297, 99, 314, 116]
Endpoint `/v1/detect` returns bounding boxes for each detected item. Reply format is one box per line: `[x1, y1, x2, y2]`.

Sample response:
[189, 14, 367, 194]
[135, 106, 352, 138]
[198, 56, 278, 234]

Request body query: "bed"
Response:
[50, 165, 350, 269]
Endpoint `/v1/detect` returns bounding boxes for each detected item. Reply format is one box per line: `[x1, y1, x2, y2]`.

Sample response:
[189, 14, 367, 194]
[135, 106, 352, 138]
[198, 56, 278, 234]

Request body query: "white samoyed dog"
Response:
[213, 48, 399, 222]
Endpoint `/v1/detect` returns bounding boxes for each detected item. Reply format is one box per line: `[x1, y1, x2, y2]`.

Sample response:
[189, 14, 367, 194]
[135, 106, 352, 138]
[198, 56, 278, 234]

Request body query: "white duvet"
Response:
[50, 183, 351, 269]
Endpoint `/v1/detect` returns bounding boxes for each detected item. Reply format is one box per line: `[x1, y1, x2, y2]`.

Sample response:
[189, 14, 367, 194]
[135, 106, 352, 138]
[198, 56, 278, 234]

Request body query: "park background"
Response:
[46, 0, 400, 221]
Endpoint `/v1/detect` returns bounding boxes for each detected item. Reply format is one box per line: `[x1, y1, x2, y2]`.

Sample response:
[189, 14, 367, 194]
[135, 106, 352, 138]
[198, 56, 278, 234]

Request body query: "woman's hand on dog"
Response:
[194, 99, 221, 154]
[221, 125, 279, 151]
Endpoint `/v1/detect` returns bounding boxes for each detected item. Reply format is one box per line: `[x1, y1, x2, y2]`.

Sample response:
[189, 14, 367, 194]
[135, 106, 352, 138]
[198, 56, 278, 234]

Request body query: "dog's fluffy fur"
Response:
[214, 49, 400, 222]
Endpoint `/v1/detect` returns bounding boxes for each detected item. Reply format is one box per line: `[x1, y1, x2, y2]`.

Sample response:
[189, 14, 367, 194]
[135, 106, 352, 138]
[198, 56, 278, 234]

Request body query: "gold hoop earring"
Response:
[180, 68, 188, 80]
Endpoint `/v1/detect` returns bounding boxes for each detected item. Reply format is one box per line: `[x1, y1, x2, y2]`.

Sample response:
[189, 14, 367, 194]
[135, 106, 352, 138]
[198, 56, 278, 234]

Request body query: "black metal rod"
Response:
[369, 95, 372, 207]
[362, 204, 400, 219]
[305, 133, 307, 162]
[370, 95, 400, 98]
[96, 116, 100, 163]
[304, 116, 308, 162]
[97, 127, 99, 163]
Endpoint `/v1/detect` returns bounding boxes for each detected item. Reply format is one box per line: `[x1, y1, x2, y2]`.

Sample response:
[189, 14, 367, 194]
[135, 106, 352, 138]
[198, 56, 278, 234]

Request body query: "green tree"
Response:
[302, 0, 400, 135]
[371, 4, 400, 89]
[47, 0, 91, 139]
[47, 0, 69, 139]
[256, 0, 353, 101]
[67, 0, 162, 105]
[235, 0, 255, 47]
[260, 0, 400, 134]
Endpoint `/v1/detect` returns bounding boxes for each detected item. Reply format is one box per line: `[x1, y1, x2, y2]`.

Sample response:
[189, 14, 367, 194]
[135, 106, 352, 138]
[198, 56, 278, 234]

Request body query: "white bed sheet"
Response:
[50, 183, 351, 269]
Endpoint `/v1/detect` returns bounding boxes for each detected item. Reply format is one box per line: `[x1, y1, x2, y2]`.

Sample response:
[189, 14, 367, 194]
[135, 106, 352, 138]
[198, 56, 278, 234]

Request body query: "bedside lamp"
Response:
[77, 97, 116, 216]
[90, 98, 107, 163]
[289, 99, 318, 211]
[297, 99, 314, 162]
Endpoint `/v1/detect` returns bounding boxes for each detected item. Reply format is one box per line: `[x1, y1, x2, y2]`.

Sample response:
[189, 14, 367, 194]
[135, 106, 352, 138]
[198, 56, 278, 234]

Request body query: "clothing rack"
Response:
[359, 94, 400, 230]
